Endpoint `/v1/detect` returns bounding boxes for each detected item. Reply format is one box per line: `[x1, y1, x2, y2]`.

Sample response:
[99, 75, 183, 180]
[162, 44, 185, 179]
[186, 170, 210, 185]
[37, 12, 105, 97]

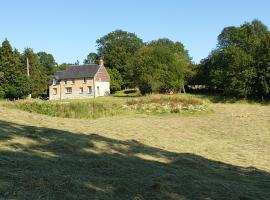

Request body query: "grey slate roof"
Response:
[55, 64, 100, 80]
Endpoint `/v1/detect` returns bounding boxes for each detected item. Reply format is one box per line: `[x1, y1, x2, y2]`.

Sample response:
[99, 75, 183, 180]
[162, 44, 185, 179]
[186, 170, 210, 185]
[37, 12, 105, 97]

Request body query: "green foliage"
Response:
[129, 39, 191, 94]
[0, 39, 30, 99]
[96, 30, 144, 87]
[0, 86, 4, 99]
[37, 51, 57, 79]
[84, 52, 98, 64]
[107, 68, 124, 92]
[254, 32, 270, 99]
[22, 48, 47, 98]
[198, 20, 270, 99]
[58, 63, 72, 71]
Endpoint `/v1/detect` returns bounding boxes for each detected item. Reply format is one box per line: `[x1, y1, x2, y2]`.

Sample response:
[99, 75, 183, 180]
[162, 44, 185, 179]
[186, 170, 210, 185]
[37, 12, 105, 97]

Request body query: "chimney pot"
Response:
[99, 58, 104, 66]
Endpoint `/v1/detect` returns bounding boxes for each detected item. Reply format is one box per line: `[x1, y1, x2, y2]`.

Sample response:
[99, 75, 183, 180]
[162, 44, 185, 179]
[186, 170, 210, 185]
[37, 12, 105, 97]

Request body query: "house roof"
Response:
[55, 64, 100, 80]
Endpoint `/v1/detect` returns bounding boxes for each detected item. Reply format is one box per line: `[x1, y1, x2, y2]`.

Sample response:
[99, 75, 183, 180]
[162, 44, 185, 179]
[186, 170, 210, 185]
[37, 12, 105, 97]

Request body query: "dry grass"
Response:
[0, 97, 270, 199]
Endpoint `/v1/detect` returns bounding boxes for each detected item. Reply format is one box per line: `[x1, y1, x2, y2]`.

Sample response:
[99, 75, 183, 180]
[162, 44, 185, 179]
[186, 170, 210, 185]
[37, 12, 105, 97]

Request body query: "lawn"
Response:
[0, 95, 270, 199]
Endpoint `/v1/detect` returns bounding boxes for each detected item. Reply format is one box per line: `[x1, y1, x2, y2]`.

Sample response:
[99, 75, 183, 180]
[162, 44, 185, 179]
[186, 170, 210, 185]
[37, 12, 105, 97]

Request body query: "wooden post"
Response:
[26, 58, 31, 99]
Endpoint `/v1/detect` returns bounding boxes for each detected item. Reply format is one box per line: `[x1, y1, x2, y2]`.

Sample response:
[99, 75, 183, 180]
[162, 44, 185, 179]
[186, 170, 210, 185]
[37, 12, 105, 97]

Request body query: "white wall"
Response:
[95, 81, 110, 97]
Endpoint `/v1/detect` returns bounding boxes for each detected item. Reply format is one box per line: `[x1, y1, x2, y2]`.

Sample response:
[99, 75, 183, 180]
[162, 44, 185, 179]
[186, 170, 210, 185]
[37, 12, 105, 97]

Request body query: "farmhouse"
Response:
[49, 59, 110, 100]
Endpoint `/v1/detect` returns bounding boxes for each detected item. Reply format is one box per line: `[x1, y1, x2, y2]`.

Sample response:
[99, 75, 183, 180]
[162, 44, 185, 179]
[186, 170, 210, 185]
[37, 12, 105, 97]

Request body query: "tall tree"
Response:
[84, 52, 98, 64]
[0, 39, 30, 99]
[254, 32, 270, 99]
[198, 20, 270, 98]
[22, 48, 47, 98]
[96, 30, 144, 87]
[129, 39, 191, 94]
[37, 51, 57, 79]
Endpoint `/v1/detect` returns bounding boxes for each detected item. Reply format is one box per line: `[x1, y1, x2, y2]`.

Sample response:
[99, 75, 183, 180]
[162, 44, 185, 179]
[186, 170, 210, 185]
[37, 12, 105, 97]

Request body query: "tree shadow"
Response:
[0, 120, 269, 200]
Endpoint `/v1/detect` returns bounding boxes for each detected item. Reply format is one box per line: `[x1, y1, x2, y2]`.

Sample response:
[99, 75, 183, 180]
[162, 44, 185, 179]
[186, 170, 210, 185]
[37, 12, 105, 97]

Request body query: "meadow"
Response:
[0, 94, 270, 199]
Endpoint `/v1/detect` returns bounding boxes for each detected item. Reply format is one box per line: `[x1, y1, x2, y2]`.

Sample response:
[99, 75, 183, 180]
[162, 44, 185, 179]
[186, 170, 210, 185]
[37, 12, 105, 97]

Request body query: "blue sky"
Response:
[0, 0, 269, 64]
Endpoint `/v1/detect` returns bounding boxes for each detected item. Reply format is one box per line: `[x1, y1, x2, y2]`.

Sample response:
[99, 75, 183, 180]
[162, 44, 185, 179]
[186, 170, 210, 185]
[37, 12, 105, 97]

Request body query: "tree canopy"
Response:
[95, 30, 144, 89]
[22, 48, 47, 98]
[129, 38, 191, 94]
[37, 51, 57, 79]
[197, 20, 270, 99]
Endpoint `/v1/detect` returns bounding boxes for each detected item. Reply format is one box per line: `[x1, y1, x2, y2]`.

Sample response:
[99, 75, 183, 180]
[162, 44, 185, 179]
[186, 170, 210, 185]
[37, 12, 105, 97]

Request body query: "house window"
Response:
[79, 87, 83, 94]
[72, 79, 75, 84]
[87, 86, 92, 94]
[52, 79, 56, 86]
[65, 87, 72, 94]
[53, 88, 57, 95]
[64, 80, 67, 85]
[83, 77, 87, 84]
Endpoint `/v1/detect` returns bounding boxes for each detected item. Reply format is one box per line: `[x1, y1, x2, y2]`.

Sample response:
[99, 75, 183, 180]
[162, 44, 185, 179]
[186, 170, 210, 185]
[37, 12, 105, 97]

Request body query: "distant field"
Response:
[0, 95, 270, 199]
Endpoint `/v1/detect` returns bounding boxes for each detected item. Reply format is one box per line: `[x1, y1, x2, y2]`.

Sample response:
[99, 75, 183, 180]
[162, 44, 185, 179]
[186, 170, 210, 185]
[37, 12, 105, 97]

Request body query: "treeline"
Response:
[192, 20, 270, 100]
[1, 19, 270, 100]
[0, 39, 74, 99]
[84, 31, 192, 94]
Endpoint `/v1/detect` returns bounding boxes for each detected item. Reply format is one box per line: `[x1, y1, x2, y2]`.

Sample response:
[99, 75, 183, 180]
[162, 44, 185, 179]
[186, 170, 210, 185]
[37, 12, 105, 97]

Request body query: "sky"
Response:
[0, 0, 270, 64]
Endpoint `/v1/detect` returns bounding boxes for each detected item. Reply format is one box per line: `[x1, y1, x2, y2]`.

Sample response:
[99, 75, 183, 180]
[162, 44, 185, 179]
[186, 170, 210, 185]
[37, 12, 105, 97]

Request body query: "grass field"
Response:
[0, 95, 270, 199]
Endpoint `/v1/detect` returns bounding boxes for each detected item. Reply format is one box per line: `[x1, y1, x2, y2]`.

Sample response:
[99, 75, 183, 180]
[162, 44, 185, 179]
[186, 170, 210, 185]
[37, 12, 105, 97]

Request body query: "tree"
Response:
[197, 20, 270, 99]
[0, 72, 5, 98]
[22, 48, 47, 98]
[58, 63, 72, 71]
[107, 68, 123, 92]
[0, 39, 30, 99]
[129, 39, 191, 94]
[254, 32, 270, 99]
[37, 52, 57, 79]
[84, 52, 98, 64]
[96, 30, 144, 87]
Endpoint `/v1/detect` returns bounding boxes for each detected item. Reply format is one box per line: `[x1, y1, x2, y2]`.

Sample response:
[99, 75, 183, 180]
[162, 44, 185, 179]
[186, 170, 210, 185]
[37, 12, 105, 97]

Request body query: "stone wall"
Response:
[49, 78, 94, 100]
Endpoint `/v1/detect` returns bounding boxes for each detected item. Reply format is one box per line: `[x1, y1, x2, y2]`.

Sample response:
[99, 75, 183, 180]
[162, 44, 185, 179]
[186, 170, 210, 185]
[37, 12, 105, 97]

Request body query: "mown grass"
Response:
[0, 100, 270, 199]
[4, 94, 207, 119]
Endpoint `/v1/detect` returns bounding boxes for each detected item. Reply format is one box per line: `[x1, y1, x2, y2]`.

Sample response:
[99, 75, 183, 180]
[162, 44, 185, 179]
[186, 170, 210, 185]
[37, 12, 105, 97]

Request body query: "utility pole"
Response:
[26, 57, 31, 99]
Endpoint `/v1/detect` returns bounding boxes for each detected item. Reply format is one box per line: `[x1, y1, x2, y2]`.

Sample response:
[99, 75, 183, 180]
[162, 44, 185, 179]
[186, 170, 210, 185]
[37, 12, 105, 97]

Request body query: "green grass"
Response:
[0, 96, 270, 199]
[4, 94, 207, 119]
[4, 99, 125, 119]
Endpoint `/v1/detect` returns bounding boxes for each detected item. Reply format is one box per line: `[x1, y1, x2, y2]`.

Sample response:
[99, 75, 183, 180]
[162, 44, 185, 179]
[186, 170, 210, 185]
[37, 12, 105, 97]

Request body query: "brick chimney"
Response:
[99, 58, 104, 67]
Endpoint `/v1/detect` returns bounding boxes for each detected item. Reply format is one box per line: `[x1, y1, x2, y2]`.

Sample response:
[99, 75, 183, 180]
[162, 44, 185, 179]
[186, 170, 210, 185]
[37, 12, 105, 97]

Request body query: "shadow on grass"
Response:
[0, 120, 269, 200]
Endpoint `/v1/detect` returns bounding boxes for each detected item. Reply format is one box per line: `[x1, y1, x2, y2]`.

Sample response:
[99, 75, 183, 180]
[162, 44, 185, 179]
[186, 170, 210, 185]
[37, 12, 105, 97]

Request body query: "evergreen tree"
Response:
[0, 39, 30, 99]
[22, 48, 47, 98]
